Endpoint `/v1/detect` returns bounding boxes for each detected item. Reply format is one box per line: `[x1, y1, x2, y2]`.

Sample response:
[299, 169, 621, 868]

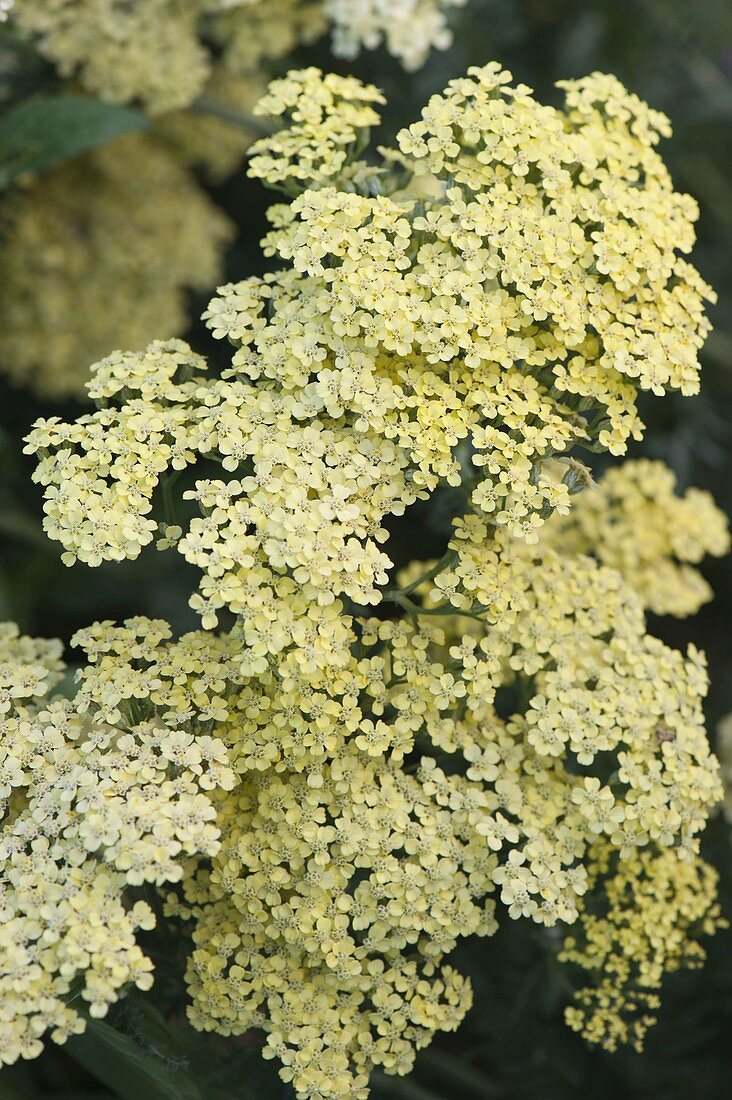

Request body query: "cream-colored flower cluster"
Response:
[543, 459, 730, 617]
[9, 0, 308, 115]
[1, 534, 722, 1089]
[11, 0, 459, 116]
[0, 619, 235, 1065]
[13, 66, 727, 1096]
[325, 0, 467, 71]
[11, 0, 212, 115]
[175, 543, 722, 1097]
[248, 68, 386, 190]
[0, 133, 232, 399]
[2, 1, 323, 400]
[27, 66, 712, 609]
[561, 841, 722, 1051]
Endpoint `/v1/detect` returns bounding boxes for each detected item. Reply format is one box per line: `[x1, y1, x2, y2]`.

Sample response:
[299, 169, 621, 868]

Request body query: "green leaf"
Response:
[65, 1017, 202, 1100]
[0, 95, 148, 189]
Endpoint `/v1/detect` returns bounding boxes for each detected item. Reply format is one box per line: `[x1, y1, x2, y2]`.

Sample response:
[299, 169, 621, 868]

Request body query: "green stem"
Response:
[160, 471, 181, 526]
[382, 549, 458, 602]
[0, 510, 52, 551]
[189, 100, 271, 137]
[388, 591, 487, 624]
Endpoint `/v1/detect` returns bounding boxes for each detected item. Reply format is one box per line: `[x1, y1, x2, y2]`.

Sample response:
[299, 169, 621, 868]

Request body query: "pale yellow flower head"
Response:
[0, 133, 232, 398]
[11, 0, 455, 119]
[14, 66, 726, 1095]
[544, 459, 730, 616]
[0, 618, 235, 1064]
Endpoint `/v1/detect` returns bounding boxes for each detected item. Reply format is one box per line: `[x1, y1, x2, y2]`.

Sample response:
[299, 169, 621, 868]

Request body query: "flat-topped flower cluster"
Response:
[27, 64, 716, 612]
[0, 133, 232, 398]
[10, 0, 464, 114]
[544, 458, 730, 617]
[0, 619, 235, 1064]
[3, 2, 467, 398]
[3, 65, 728, 1098]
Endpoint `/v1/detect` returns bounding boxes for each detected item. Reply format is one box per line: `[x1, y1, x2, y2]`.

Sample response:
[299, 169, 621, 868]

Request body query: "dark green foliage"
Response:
[0, 95, 148, 189]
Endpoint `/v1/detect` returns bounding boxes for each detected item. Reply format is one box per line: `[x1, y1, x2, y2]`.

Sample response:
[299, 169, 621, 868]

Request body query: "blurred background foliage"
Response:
[1, 1, 731, 1097]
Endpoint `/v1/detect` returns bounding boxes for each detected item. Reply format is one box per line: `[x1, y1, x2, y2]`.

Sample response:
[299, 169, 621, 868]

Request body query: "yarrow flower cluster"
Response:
[27, 65, 716, 609]
[543, 458, 730, 617]
[0, 133, 232, 399]
[0, 619, 235, 1064]
[248, 68, 386, 191]
[3, 2, 324, 395]
[10, 0, 461, 116]
[9, 0, 253, 115]
[560, 841, 722, 1052]
[324, 0, 467, 71]
[9, 66, 729, 1098]
[1, 3, 322, 399]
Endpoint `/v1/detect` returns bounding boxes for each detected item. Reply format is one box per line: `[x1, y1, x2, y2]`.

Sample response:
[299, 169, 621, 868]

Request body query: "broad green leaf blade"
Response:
[117, 1000, 263, 1100]
[0, 95, 148, 189]
[65, 1017, 202, 1100]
